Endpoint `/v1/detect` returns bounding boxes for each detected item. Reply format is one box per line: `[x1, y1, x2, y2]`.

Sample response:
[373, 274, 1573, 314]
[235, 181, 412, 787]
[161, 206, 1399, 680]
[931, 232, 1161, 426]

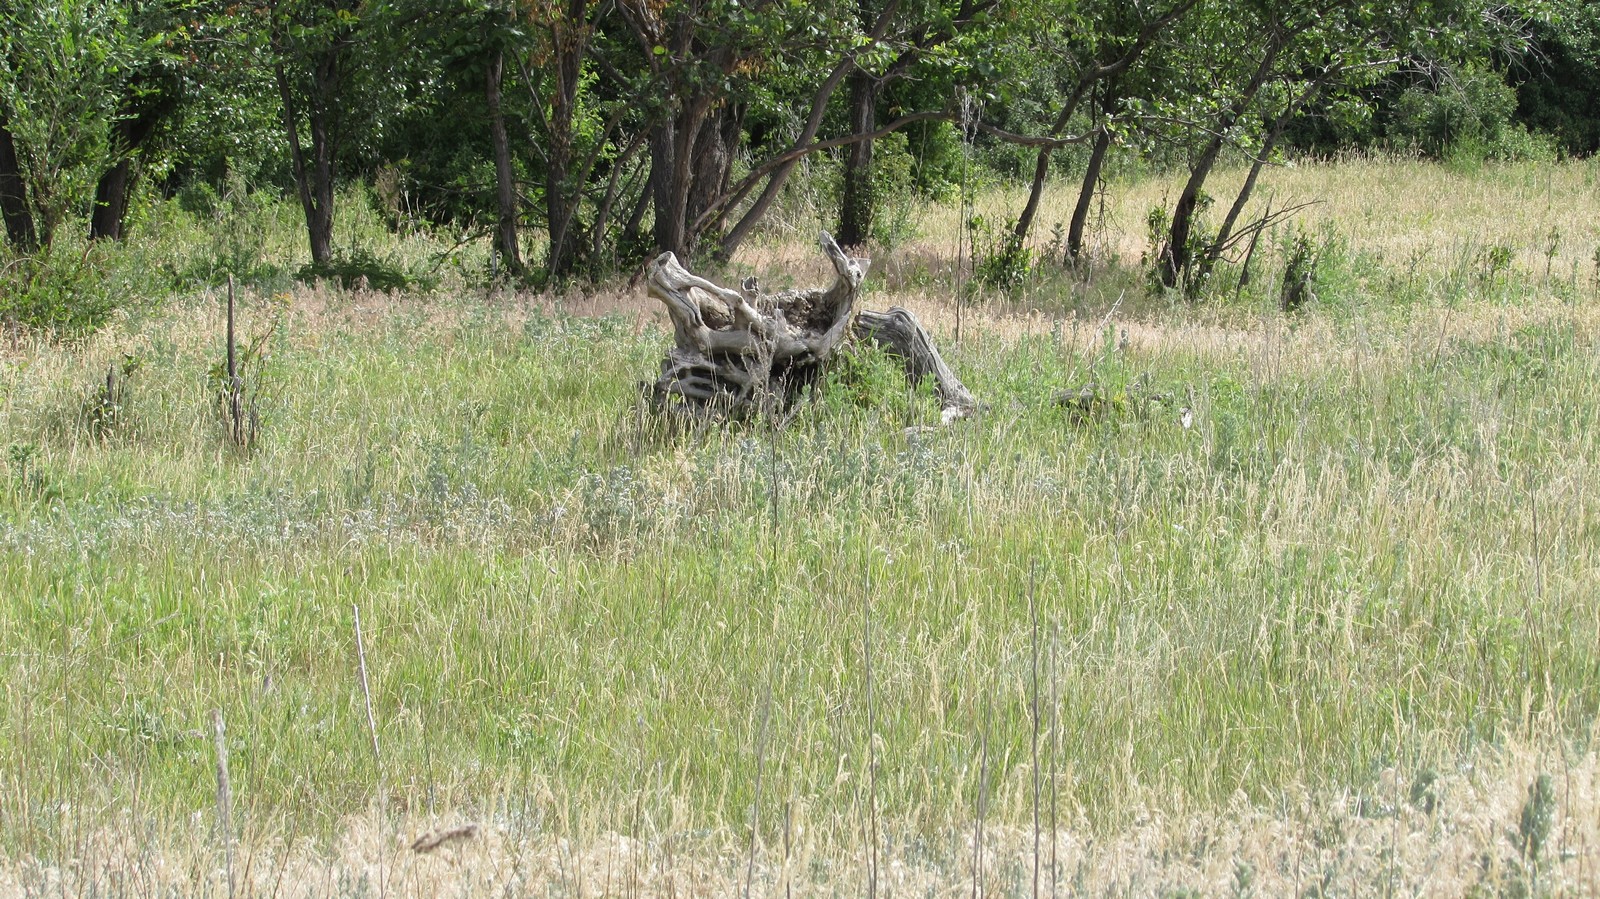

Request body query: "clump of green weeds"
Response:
[1475, 243, 1515, 293]
[811, 340, 939, 429]
[5, 443, 59, 501]
[84, 352, 143, 438]
[1281, 230, 1321, 311]
[968, 214, 1035, 291]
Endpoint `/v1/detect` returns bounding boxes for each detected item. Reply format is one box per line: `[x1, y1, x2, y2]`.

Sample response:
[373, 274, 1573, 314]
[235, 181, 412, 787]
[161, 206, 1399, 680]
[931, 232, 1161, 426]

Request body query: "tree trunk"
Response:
[485, 49, 524, 276]
[544, 0, 590, 278]
[686, 103, 742, 248]
[645, 232, 976, 422]
[647, 88, 736, 260]
[1193, 84, 1319, 286]
[89, 159, 134, 241]
[836, 70, 877, 249]
[275, 48, 341, 267]
[1161, 37, 1283, 289]
[89, 110, 156, 241]
[1066, 126, 1111, 260]
[1008, 73, 1106, 246]
[1011, 148, 1054, 248]
[1006, 0, 1197, 248]
[0, 112, 37, 252]
[306, 58, 338, 267]
[90, 72, 176, 242]
[648, 109, 689, 259]
[707, 0, 902, 263]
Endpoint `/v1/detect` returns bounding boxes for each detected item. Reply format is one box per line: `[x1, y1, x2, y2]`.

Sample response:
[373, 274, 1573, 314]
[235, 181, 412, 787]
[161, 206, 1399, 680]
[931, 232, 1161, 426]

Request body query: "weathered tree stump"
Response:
[644, 232, 977, 422]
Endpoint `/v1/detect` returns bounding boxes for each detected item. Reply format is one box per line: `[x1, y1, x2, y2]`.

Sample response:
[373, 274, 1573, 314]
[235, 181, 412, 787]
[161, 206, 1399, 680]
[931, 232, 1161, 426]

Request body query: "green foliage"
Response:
[1389, 64, 1556, 163]
[1515, 773, 1556, 867]
[168, 172, 297, 288]
[866, 131, 922, 248]
[0, 239, 122, 334]
[0, 0, 139, 244]
[816, 339, 932, 423]
[1513, 3, 1600, 156]
[1280, 230, 1321, 311]
[968, 213, 1035, 291]
[1476, 243, 1515, 289]
[85, 351, 141, 438]
[4, 442, 58, 501]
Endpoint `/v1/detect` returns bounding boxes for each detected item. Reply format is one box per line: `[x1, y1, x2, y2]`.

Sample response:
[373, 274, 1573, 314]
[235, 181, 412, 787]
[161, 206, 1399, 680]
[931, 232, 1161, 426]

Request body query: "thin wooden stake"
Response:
[226, 276, 237, 388]
[353, 604, 380, 763]
[226, 275, 242, 445]
[744, 662, 775, 899]
[1029, 563, 1041, 899]
[972, 693, 991, 899]
[1050, 622, 1060, 899]
[864, 568, 879, 899]
[212, 708, 235, 899]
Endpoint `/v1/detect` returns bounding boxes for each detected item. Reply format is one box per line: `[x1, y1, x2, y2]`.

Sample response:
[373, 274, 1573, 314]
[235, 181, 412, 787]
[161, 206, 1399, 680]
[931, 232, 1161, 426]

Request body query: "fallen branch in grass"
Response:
[411, 824, 479, 853]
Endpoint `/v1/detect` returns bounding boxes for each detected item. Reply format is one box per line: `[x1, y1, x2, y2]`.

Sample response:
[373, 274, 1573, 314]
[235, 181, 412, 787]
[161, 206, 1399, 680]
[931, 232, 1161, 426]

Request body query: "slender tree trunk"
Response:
[1008, 0, 1195, 247]
[649, 119, 684, 258]
[307, 60, 338, 266]
[90, 79, 174, 242]
[0, 112, 37, 251]
[649, 94, 713, 259]
[1160, 139, 1223, 289]
[836, 69, 877, 248]
[1009, 70, 1108, 246]
[622, 164, 653, 248]
[710, 0, 902, 262]
[544, 0, 590, 278]
[687, 103, 741, 248]
[485, 49, 523, 276]
[591, 132, 646, 263]
[90, 118, 154, 241]
[1066, 126, 1111, 260]
[1194, 87, 1317, 286]
[1161, 37, 1283, 288]
[1011, 148, 1054, 248]
[274, 50, 340, 267]
[837, 0, 884, 248]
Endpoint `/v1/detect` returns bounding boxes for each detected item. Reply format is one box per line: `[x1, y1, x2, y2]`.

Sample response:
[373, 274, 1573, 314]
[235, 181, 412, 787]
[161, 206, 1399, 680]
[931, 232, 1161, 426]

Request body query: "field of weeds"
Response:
[3, 157, 1600, 896]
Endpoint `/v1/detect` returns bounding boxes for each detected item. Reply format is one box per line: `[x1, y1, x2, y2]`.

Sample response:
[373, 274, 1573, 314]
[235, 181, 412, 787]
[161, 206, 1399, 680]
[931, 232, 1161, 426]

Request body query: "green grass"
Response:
[5, 286, 1598, 840]
[3, 159, 1599, 893]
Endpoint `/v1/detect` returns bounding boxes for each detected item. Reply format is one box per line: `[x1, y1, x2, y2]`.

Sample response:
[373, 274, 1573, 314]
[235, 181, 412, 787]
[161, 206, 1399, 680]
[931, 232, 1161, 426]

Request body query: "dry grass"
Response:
[806, 154, 1600, 278]
[4, 743, 1597, 897]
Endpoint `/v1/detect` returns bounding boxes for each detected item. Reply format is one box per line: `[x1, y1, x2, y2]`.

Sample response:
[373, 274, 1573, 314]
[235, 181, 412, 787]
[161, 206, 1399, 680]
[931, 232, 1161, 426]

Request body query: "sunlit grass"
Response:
[3, 157, 1599, 895]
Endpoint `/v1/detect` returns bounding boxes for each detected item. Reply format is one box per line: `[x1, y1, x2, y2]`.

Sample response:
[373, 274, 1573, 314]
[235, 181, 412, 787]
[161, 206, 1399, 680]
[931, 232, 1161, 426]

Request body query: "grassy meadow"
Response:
[4, 156, 1600, 895]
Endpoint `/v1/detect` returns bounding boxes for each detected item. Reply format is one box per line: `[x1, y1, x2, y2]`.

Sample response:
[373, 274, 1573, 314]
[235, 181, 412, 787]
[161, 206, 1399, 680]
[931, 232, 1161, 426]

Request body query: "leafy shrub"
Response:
[0, 241, 121, 335]
[868, 131, 922, 249]
[5, 442, 60, 501]
[1388, 64, 1556, 162]
[166, 173, 294, 289]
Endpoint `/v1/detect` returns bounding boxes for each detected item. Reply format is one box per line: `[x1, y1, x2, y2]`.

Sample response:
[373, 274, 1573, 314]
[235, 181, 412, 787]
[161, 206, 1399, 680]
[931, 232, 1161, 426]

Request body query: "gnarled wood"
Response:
[644, 231, 977, 421]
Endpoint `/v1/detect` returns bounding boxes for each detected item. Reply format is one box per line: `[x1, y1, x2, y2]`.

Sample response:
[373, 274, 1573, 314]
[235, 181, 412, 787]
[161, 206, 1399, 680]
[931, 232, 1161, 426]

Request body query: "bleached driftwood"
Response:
[643, 232, 977, 421]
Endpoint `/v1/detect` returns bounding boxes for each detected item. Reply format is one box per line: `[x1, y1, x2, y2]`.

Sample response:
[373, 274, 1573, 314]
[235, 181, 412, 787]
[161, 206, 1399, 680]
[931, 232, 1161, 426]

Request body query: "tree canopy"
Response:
[0, 0, 1588, 298]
